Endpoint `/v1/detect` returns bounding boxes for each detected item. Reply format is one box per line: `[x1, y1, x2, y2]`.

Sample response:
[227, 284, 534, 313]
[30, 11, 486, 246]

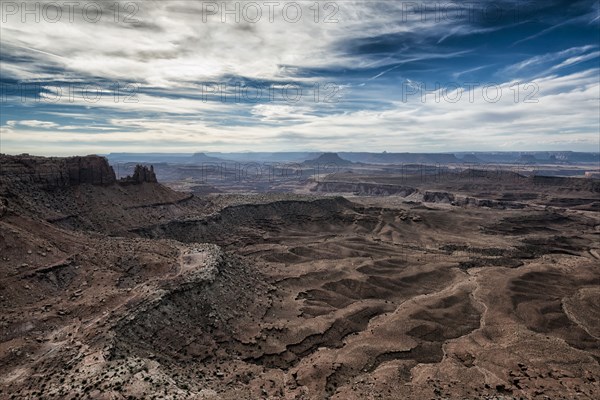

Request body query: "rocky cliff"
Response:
[0, 155, 162, 191]
[0, 154, 116, 189]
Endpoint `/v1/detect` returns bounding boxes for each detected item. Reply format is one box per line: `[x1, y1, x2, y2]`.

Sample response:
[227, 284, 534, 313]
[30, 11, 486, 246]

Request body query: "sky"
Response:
[0, 0, 599, 155]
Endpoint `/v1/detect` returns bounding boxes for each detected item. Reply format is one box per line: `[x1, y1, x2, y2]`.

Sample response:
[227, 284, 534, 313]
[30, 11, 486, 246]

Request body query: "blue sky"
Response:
[0, 0, 599, 155]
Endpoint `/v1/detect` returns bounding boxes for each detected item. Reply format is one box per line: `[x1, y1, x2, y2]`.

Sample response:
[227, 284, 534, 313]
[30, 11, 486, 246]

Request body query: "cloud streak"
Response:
[0, 0, 598, 154]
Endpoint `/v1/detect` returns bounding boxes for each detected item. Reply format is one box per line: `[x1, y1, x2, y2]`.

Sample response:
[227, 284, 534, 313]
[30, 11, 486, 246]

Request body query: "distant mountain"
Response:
[455, 152, 600, 164]
[107, 153, 192, 163]
[562, 152, 600, 163]
[106, 152, 600, 165]
[190, 152, 225, 163]
[303, 152, 354, 166]
[205, 152, 319, 162]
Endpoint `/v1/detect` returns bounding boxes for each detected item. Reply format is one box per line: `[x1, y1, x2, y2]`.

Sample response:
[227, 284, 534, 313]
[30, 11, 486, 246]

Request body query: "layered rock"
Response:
[0, 154, 116, 189]
[0, 155, 164, 191]
[66, 155, 117, 185]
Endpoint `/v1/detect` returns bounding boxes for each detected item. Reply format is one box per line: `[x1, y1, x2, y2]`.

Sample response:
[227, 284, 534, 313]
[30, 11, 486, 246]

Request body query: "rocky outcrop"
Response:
[0, 155, 161, 190]
[119, 165, 158, 184]
[303, 152, 354, 166]
[423, 191, 456, 203]
[66, 155, 117, 185]
[0, 154, 116, 189]
[423, 191, 527, 209]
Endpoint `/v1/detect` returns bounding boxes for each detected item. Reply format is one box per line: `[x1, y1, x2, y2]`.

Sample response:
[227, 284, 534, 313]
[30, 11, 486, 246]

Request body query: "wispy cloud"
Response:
[2, 70, 598, 154]
[0, 0, 598, 154]
[550, 51, 600, 71]
[7, 120, 59, 129]
[501, 46, 598, 77]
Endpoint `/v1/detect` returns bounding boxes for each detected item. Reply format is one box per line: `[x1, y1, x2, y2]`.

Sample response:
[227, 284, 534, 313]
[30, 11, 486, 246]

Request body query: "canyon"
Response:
[0, 153, 598, 399]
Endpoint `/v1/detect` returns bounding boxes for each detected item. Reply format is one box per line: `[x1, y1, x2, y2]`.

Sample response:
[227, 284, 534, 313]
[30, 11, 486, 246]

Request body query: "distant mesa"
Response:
[303, 152, 354, 166]
[190, 152, 224, 163]
[461, 154, 483, 163]
[339, 152, 460, 164]
[105, 151, 599, 165]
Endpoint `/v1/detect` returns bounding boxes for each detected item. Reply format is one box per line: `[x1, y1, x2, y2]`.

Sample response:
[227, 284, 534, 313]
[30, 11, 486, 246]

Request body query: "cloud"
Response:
[550, 51, 600, 71]
[2, 70, 598, 154]
[0, 0, 598, 154]
[0, 1, 524, 84]
[0, 1, 387, 84]
[6, 120, 59, 129]
[501, 45, 598, 78]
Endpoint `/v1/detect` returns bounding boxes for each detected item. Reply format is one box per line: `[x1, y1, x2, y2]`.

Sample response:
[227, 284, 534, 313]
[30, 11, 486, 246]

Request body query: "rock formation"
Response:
[120, 164, 158, 184]
[303, 152, 354, 166]
[66, 155, 117, 185]
[0, 154, 116, 189]
[0, 155, 160, 194]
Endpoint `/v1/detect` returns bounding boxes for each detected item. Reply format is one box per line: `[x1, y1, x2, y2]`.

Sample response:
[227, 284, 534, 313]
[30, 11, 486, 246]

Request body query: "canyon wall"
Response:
[0, 154, 116, 188]
[0, 154, 158, 189]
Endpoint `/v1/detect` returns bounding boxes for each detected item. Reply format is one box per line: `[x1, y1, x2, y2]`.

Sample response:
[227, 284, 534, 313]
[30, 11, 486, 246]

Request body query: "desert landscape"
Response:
[1, 152, 598, 399]
[1, 0, 599, 398]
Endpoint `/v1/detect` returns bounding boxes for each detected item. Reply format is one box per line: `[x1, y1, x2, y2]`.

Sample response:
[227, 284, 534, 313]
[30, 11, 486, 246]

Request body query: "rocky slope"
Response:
[0, 154, 599, 399]
[0, 154, 207, 234]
